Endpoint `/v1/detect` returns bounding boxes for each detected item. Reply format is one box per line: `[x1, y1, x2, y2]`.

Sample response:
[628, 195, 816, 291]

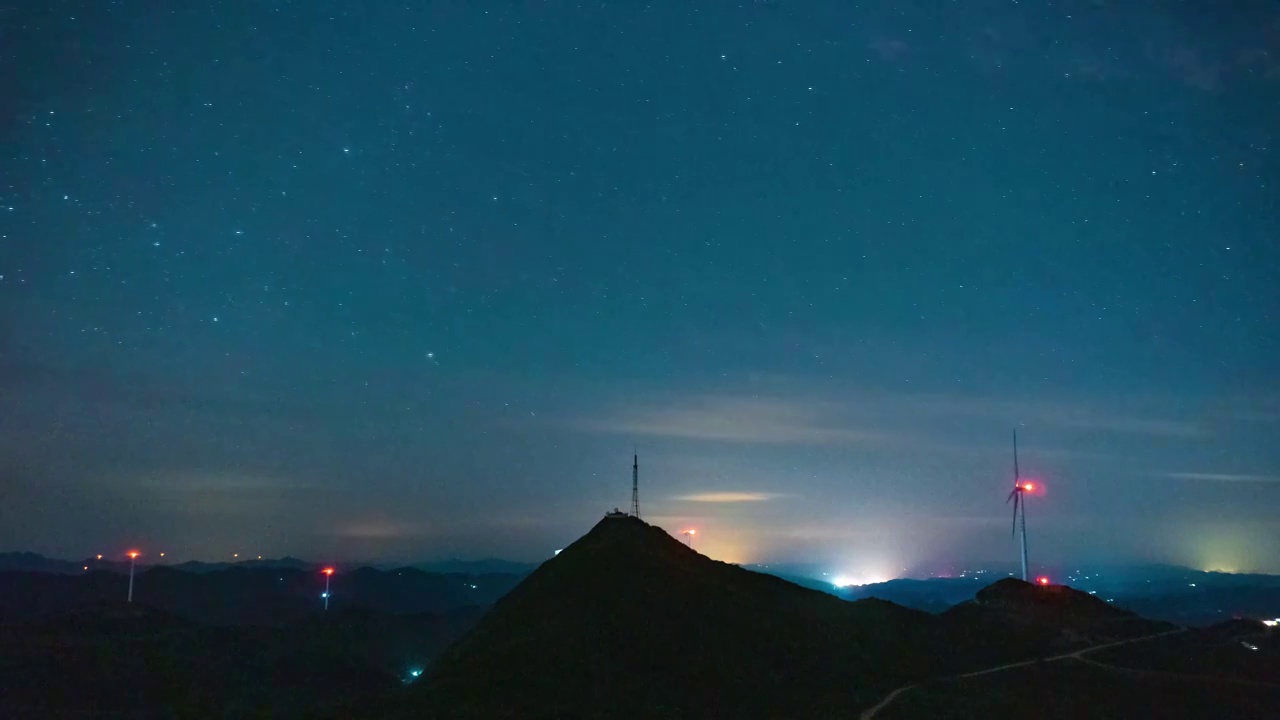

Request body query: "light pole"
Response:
[127, 551, 140, 602]
[322, 567, 334, 610]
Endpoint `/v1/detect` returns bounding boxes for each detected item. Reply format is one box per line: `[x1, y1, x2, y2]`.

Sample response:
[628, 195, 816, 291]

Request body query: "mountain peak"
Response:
[411, 512, 937, 719]
[975, 577, 1133, 620]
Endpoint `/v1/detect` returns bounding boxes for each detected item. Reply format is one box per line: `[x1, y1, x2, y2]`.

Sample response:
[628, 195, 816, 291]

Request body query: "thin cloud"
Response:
[672, 492, 781, 503]
[890, 394, 1205, 438]
[593, 395, 885, 446]
[1159, 472, 1280, 483]
[128, 472, 315, 492]
[333, 520, 436, 540]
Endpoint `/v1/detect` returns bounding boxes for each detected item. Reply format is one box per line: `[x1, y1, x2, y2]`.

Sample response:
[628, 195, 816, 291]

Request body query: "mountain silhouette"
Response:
[408, 515, 1183, 719]
[411, 514, 951, 719]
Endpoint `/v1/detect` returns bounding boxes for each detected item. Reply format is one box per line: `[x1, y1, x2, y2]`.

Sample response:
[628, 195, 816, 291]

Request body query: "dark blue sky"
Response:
[2, 1, 1277, 577]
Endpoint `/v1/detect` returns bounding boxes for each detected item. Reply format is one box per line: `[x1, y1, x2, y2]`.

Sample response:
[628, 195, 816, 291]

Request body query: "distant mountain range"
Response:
[0, 564, 525, 626]
[0, 552, 540, 577]
[6, 550, 1277, 628]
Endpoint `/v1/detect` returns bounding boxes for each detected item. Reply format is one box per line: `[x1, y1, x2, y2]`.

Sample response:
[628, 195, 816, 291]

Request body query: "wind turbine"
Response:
[1006, 429, 1034, 582]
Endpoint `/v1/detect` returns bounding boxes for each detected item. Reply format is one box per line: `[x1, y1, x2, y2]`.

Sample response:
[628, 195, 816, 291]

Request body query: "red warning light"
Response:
[1037, 576, 1050, 586]
[322, 567, 335, 576]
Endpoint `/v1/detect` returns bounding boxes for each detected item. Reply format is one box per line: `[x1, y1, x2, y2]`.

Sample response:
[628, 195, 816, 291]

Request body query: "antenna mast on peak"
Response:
[630, 450, 640, 519]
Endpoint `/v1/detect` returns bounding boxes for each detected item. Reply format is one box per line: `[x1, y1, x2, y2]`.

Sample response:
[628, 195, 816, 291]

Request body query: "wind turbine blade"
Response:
[1007, 488, 1017, 503]
[1013, 428, 1020, 482]
[1011, 493, 1019, 539]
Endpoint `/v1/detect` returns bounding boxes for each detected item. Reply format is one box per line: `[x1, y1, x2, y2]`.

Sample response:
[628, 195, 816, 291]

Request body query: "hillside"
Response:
[0, 601, 479, 719]
[416, 515, 1083, 719]
[879, 619, 1280, 720]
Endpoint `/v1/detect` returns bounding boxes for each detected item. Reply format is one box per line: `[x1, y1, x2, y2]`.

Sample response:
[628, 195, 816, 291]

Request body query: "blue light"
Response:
[411, 669, 422, 677]
[321, 592, 329, 598]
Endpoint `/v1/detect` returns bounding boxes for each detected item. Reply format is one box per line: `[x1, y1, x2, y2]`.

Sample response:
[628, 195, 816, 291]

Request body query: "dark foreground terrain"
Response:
[879, 622, 1280, 720]
[0, 603, 476, 720]
[3, 517, 1275, 719]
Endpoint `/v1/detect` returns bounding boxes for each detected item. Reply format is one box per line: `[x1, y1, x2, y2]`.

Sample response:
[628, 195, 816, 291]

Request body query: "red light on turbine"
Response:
[1022, 482, 1035, 492]
[127, 551, 140, 559]
[322, 567, 335, 576]
[1037, 576, 1050, 586]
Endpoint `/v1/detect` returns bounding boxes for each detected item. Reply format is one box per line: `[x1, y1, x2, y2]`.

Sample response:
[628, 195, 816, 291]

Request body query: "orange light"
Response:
[322, 567, 335, 576]
[1023, 482, 1035, 492]
[159, 552, 165, 557]
[96, 554, 103, 560]
[83, 566, 88, 570]
[1037, 576, 1050, 586]
[685, 529, 696, 535]
[127, 551, 140, 559]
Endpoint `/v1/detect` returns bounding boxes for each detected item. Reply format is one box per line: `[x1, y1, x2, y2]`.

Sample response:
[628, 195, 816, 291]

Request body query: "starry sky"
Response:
[2, 1, 1278, 576]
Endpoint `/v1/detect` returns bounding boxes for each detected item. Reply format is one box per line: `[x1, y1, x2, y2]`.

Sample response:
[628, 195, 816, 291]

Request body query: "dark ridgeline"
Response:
[403, 515, 1173, 719]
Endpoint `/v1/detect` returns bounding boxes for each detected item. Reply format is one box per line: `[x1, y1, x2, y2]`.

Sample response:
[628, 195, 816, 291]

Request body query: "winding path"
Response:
[858, 629, 1185, 720]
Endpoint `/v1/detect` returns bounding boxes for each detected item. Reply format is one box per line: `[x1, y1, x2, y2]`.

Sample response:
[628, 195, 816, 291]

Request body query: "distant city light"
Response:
[96, 554, 103, 560]
[159, 552, 165, 557]
[1263, 619, 1278, 627]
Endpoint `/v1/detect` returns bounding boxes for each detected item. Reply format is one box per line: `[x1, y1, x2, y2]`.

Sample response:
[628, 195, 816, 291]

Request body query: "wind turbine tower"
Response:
[630, 451, 640, 519]
[1006, 429, 1032, 582]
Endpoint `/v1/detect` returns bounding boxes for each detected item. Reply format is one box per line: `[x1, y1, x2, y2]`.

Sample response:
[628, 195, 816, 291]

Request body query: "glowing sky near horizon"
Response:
[1, 1, 1278, 573]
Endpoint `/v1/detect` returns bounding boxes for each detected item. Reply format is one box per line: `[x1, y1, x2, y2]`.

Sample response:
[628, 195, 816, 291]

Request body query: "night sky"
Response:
[2, 1, 1278, 577]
